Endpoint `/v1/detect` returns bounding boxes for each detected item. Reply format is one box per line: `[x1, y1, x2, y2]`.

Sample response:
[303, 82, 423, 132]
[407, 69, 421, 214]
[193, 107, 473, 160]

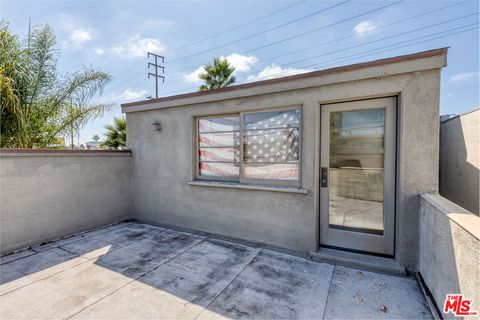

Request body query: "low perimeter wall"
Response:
[0, 149, 132, 254]
[418, 193, 479, 318]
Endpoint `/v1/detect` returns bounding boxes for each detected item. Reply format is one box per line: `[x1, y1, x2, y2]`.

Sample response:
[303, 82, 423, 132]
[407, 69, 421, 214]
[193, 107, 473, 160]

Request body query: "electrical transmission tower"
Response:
[147, 52, 165, 99]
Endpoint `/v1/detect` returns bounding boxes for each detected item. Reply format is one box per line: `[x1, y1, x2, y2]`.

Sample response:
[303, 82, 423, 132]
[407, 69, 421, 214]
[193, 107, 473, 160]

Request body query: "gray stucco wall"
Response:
[440, 109, 479, 215]
[0, 151, 132, 254]
[126, 66, 442, 269]
[419, 193, 479, 319]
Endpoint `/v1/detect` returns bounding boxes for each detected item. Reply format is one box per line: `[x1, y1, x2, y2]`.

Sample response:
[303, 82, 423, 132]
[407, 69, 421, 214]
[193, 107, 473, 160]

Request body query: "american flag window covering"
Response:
[197, 108, 301, 183]
[242, 109, 300, 181]
[198, 116, 240, 178]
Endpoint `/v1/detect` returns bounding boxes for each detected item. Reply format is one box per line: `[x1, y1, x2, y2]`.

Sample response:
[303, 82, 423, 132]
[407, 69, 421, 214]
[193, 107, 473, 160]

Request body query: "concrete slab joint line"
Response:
[321, 263, 336, 319]
[0, 223, 433, 319]
[194, 249, 264, 320]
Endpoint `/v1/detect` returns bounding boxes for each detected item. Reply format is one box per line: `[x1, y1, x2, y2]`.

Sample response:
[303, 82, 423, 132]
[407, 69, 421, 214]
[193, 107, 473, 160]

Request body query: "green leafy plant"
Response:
[99, 117, 126, 150]
[0, 22, 112, 148]
[198, 57, 236, 91]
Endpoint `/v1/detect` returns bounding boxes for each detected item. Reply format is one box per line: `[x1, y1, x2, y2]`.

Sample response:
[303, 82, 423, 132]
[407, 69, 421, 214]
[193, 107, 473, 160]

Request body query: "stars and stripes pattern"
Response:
[198, 109, 300, 180]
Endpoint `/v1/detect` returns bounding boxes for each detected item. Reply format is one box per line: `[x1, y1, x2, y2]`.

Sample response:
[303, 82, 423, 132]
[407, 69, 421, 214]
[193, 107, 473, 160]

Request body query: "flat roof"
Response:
[122, 47, 448, 111]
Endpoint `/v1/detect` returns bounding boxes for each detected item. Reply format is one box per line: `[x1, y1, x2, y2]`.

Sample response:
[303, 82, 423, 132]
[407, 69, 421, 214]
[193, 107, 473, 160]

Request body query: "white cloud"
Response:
[246, 64, 312, 82]
[353, 20, 380, 36]
[449, 72, 479, 82]
[68, 29, 92, 47]
[62, 28, 93, 49]
[93, 48, 104, 56]
[113, 34, 166, 59]
[58, 15, 93, 49]
[183, 66, 204, 84]
[182, 53, 258, 83]
[113, 89, 148, 101]
[222, 53, 258, 72]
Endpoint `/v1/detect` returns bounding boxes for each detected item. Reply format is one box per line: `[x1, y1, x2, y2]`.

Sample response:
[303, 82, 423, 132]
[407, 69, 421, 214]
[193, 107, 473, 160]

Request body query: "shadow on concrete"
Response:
[0, 222, 432, 319]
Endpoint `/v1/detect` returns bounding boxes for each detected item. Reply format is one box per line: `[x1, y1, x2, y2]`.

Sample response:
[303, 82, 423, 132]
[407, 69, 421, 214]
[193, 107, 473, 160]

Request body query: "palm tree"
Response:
[0, 22, 112, 148]
[99, 117, 126, 150]
[92, 135, 100, 142]
[198, 57, 236, 91]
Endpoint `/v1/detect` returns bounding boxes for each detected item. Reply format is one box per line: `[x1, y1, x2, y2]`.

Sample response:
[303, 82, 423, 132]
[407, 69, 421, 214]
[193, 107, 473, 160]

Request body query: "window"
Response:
[197, 116, 240, 179]
[196, 107, 301, 186]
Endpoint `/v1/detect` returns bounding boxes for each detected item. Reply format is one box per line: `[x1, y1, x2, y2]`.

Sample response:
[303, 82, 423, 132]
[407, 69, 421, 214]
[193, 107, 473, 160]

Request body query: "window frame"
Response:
[193, 105, 302, 187]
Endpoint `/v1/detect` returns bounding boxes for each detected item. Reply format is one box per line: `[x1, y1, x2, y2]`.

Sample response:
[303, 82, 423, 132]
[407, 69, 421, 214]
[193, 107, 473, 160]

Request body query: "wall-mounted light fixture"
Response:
[152, 121, 161, 131]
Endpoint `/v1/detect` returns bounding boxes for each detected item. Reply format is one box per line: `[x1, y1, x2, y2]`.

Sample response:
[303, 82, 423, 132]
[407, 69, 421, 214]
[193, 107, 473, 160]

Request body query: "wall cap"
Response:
[421, 193, 480, 240]
[0, 149, 131, 157]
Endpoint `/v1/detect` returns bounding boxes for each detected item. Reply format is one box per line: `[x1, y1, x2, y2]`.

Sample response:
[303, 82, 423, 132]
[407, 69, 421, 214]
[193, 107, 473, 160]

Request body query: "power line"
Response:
[240, 0, 405, 55]
[168, 0, 352, 63]
[259, 0, 471, 63]
[111, 19, 478, 99]
[102, 67, 145, 94]
[174, 0, 405, 73]
[172, 0, 307, 51]
[300, 24, 478, 70]
[160, 24, 478, 96]
[238, 21, 478, 80]
[164, 8, 476, 86]
[101, 0, 348, 94]
[103, 1, 309, 85]
[106, 0, 407, 92]
[306, 26, 478, 71]
[276, 13, 479, 69]
[104, 1, 475, 97]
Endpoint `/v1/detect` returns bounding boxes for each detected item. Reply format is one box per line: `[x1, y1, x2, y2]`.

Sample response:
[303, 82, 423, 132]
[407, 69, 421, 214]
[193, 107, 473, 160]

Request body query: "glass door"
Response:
[320, 97, 396, 255]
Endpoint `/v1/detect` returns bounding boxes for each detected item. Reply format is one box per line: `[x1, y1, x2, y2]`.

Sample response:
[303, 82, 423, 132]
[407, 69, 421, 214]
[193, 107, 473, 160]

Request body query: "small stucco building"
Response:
[122, 48, 448, 271]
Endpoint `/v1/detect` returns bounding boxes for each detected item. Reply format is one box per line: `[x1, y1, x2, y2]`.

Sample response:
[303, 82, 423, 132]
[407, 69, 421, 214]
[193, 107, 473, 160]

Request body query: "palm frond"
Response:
[55, 102, 113, 136]
[99, 117, 126, 149]
[54, 68, 111, 106]
[25, 24, 57, 107]
[0, 23, 113, 148]
[198, 57, 236, 91]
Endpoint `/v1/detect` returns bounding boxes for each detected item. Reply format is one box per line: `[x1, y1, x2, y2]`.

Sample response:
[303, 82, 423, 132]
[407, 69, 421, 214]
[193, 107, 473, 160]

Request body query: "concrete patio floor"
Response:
[0, 222, 433, 319]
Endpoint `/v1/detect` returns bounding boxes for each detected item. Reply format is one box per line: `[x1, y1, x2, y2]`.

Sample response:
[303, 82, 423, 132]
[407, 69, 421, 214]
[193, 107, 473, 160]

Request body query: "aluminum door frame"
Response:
[319, 96, 397, 256]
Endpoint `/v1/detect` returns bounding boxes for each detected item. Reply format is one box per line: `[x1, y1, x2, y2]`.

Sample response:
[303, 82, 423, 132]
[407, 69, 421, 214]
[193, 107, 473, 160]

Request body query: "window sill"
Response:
[188, 180, 308, 194]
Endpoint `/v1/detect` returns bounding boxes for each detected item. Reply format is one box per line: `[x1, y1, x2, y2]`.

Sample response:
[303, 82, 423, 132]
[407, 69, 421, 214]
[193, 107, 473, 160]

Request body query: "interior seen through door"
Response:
[328, 108, 385, 235]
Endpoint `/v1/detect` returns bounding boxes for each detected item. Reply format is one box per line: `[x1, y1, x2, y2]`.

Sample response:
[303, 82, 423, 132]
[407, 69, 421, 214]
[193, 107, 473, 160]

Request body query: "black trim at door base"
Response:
[321, 244, 393, 259]
[330, 224, 384, 236]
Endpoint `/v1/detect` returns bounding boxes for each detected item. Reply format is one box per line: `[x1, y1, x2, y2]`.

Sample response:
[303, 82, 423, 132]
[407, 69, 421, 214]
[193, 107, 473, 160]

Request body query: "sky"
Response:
[1, 0, 479, 145]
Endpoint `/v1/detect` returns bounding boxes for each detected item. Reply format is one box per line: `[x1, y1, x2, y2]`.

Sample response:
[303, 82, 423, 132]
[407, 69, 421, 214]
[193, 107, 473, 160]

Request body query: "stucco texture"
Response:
[0, 152, 132, 254]
[125, 53, 444, 270]
[419, 193, 480, 319]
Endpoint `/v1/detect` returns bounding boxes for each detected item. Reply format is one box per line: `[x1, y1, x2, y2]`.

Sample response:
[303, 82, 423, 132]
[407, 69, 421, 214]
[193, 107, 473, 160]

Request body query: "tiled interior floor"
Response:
[0, 222, 433, 319]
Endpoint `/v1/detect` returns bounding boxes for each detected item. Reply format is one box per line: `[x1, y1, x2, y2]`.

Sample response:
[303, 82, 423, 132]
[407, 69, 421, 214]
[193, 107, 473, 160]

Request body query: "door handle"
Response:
[321, 167, 328, 188]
